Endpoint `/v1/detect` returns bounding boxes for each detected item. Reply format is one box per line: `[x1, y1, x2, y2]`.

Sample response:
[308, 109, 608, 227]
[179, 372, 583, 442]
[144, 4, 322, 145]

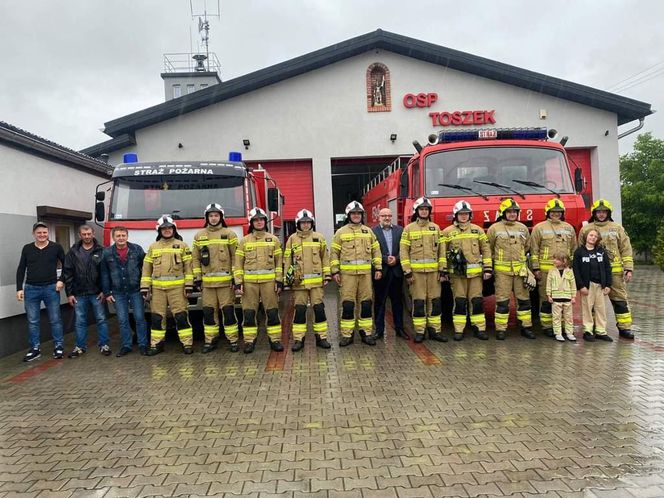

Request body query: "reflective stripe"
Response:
[245, 269, 276, 275]
[178, 328, 193, 339]
[313, 321, 327, 332]
[244, 273, 276, 281]
[304, 273, 321, 279]
[205, 271, 231, 277]
[152, 279, 186, 288]
[344, 260, 370, 265]
[340, 263, 371, 270]
[202, 275, 233, 283]
[194, 239, 233, 246]
[153, 276, 182, 281]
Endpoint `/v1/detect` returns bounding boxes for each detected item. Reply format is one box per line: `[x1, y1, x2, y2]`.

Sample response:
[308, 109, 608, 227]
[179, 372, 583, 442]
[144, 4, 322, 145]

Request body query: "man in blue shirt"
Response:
[101, 227, 148, 356]
[372, 208, 407, 340]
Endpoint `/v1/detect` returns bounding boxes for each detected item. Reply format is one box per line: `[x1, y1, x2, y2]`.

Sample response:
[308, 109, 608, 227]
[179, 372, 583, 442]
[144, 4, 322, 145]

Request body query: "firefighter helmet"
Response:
[591, 199, 613, 213]
[498, 198, 520, 217]
[295, 209, 315, 226]
[248, 207, 268, 222]
[345, 201, 365, 215]
[204, 203, 226, 227]
[156, 215, 176, 231]
[544, 198, 566, 215]
[155, 215, 182, 241]
[412, 197, 433, 213]
[590, 198, 613, 222]
[453, 200, 473, 219]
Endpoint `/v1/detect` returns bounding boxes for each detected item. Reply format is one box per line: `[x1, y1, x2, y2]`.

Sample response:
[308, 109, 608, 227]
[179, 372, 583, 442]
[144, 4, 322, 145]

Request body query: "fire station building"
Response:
[83, 29, 652, 241]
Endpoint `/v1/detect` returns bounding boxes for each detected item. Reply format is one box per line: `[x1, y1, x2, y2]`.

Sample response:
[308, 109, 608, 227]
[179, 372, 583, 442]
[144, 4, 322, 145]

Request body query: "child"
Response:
[546, 252, 576, 342]
[573, 228, 613, 342]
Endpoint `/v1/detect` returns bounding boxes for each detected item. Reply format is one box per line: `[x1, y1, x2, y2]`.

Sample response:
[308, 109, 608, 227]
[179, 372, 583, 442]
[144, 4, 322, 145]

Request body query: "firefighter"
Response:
[487, 199, 536, 340]
[578, 199, 634, 339]
[192, 203, 239, 353]
[284, 209, 332, 351]
[400, 197, 446, 343]
[234, 207, 283, 353]
[140, 215, 195, 355]
[440, 201, 492, 341]
[330, 201, 382, 346]
[530, 199, 577, 337]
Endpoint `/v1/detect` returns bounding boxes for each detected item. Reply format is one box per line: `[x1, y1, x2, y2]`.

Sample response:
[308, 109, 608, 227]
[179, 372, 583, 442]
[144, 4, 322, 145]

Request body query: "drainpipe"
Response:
[618, 117, 646, 139]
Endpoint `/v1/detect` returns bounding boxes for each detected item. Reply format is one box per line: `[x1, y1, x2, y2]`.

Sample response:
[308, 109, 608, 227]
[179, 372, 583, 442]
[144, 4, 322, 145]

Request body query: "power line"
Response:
[607, 59, 664, 93]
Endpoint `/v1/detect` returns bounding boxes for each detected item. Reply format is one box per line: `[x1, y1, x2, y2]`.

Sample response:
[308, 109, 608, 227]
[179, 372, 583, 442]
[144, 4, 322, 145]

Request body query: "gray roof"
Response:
[1, 121, 112, 176]
[84, 29, 652, 155]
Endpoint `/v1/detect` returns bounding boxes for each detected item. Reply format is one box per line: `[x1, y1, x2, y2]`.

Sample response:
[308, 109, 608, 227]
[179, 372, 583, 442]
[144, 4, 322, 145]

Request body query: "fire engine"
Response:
[363, 127, 587, 232]
[94, 152, 284, 248]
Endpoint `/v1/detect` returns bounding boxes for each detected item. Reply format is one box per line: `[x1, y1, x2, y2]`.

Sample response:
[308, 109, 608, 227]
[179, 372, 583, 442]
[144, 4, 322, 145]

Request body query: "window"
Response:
[186, 84, 195, 94]
[424, 147, 574, 197]
[172, 85, 182, 98]
[110, 175, 246, 221]
[412, 163, 420, 198]
[200, 83, 208, 89]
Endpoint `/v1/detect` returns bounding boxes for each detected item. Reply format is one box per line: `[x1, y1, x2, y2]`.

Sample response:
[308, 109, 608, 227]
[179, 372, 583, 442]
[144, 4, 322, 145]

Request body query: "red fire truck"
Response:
[363, 128, 587, 232]
[94, 153, 284, 248]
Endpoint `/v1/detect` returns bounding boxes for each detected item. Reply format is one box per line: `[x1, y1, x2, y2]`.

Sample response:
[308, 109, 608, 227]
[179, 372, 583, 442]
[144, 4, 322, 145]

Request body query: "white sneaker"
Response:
[555, 334, 565, 342]
[566, 333, 577, 341]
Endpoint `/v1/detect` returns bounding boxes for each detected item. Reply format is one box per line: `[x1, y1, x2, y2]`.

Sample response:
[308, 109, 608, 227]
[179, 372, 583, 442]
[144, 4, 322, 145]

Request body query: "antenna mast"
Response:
[189, 0, 220, 71]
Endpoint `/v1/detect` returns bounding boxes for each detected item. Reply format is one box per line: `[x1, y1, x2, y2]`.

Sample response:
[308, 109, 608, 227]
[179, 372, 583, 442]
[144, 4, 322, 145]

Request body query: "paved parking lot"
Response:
[1, 265, 664, 497]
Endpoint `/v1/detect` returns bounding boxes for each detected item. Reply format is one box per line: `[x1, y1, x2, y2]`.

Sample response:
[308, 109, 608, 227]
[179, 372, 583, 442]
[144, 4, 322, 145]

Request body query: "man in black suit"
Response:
[372, 208, 407, 340]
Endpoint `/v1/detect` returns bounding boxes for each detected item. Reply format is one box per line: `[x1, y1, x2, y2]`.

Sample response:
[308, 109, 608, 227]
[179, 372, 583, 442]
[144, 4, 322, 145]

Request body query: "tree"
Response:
[620, 133, 664, 260]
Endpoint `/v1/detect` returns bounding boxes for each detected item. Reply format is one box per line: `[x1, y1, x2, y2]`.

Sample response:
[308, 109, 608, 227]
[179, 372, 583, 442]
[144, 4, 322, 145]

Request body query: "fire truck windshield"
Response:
[424, 147, 574, 198]
[109, 175, 245, 220]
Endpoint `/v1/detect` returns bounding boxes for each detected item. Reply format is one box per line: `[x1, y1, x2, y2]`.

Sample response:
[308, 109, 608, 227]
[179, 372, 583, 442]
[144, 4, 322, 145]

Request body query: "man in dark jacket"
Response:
[101, 226, 148, 356]
[372, 208, 407, 340]
[61, 225, 110, 357]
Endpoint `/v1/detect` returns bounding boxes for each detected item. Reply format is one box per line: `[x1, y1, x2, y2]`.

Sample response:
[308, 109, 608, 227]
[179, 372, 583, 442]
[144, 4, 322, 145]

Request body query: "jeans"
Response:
[74, 294, 110, 349]
[113, 291, 148, 349]
[24, 283, 64, 349]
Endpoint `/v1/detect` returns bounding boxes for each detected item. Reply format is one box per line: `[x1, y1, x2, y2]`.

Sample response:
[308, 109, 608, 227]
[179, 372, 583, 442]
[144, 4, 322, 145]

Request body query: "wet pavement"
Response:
[1, 265, 664, 498]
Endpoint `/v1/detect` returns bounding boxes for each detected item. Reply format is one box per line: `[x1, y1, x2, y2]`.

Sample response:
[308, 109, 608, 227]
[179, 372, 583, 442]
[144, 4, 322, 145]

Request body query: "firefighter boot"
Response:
[473, 326, 489, 341]
[339, 334, 354, 347]
[496, 330, 506, 340]
[229, 342, 240, 352]
[202, 342, 216, 354]
[521, 327, 536, 339]
[427, 326, 448, 342]
[359, 330, 376, 346]
[619, 329, 634, 339]
[269, 340, 284, 352]
[244, 340, 256, 354]
[147, 342, 164, 356]
[291, 338, 304, 352]
[414, 333, 425, 343]
[542, 328, 555, 338]
[183, 345, 194, 355]
[315, 334, 331, 349]
[453, 332, 464, 341]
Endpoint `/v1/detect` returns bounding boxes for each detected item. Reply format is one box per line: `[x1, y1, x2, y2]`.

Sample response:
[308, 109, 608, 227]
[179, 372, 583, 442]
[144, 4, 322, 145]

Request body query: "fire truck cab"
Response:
[94, 153, 284, 249]
[363, 128, 587, 232]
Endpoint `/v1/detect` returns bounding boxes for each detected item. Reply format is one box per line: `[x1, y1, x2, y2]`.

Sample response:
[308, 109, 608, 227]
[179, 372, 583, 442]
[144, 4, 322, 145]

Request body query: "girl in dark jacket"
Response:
[573, 228, 613, 342]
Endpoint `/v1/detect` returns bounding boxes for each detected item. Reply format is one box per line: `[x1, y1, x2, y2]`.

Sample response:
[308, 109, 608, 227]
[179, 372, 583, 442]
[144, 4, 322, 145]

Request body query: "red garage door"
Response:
[247, 160, 314, 220]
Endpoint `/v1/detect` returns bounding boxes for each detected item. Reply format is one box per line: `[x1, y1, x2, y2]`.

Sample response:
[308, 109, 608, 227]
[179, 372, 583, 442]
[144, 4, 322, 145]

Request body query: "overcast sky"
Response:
[1, 0, 662, 154]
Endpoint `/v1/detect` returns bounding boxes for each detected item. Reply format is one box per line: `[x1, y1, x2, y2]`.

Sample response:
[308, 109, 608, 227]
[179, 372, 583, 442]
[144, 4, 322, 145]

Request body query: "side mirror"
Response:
[95, 191, 105, 202]
[400, 169, 409, 198]
[267, 187, 279, 212]
[95, 201, 105, 222]
[574, 167, 584, 193]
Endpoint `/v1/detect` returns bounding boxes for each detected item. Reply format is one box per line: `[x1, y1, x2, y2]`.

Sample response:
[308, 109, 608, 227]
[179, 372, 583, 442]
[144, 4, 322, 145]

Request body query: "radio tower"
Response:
[190, 0, 220, 71]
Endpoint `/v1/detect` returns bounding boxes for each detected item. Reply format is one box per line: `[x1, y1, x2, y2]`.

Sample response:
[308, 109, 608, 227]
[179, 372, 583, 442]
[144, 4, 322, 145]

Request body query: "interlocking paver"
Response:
[2, 266, 664, 497]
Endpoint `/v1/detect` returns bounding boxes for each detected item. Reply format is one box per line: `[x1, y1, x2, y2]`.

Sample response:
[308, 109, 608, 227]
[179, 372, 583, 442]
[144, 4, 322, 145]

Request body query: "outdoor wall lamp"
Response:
[243, 139, 251, 150]
[390, 133, 397, 142]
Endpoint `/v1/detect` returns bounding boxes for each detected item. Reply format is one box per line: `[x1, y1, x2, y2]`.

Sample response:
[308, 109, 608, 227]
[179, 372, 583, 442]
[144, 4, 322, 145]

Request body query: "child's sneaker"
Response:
[555, 334, 565, 342]
[100, 345, 112, 356]
[565, 333, 577, 341]
[68, 347, 85, 358]
[53, 345, 64, 359]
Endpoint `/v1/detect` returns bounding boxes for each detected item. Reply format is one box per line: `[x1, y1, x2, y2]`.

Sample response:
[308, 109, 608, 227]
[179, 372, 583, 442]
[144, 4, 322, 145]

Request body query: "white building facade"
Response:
[83, 30, 651, 241]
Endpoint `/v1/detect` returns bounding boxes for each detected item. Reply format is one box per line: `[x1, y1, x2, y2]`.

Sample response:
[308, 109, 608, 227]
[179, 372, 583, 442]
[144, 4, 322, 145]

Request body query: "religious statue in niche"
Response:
[373, 75, 385, 106]
[367, 63, 390, 111]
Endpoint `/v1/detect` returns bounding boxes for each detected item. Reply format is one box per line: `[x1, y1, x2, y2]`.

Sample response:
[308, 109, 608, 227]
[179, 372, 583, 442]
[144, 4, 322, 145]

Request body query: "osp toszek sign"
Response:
[402, 92, 496, 127]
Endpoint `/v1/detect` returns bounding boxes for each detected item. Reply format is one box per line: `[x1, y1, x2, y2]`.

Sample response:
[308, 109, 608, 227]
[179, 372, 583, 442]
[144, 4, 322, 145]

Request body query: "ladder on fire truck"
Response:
[362, 156, 411, 195]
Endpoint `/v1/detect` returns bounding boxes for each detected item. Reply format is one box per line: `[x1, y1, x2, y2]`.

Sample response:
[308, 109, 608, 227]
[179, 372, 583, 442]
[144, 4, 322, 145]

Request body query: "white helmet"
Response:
[248, 207, 268, 223]
[345, 201, 365, 215]
[155, 214, 176, 230]
[453, 200, 473, 218]
[412, 197, 433, 213]
[295, 209, 315, 225]
[204, 203, 224, 217]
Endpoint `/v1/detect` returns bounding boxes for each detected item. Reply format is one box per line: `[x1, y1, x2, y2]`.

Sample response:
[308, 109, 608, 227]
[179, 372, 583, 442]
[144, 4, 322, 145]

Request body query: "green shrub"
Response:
[654, 224, 664, 271]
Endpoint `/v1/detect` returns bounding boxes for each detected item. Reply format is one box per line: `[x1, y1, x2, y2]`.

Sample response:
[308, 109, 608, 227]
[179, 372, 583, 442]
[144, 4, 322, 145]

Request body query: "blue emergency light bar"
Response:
[436, 127, 549, 144]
